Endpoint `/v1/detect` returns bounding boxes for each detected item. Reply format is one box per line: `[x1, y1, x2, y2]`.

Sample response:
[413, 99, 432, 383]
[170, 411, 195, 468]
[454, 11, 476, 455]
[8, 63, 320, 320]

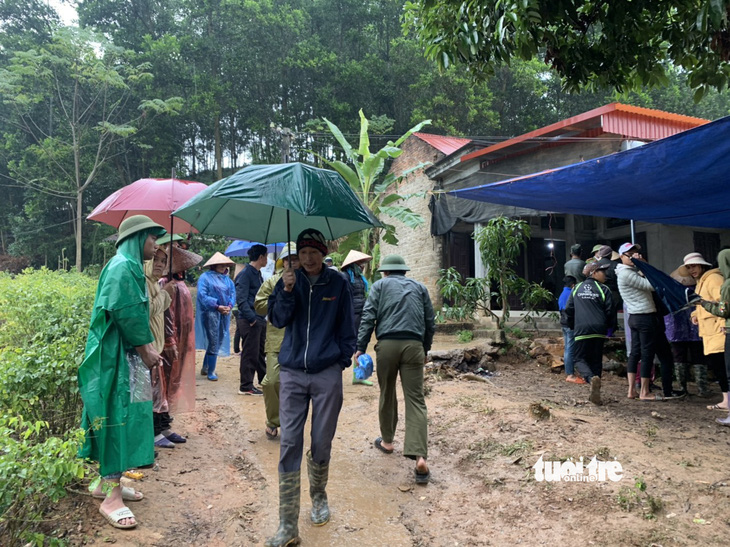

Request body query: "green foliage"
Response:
[320, 110, 431, 280]
[505, 326, 529, 340]
[0, 269, 96, 544]
[473, 217, 553, 330]
[617, 477, 663, 519]
[405, 0, 730, 96]
[0, 27, 182, 271]
[4, 2, 730, 275]
[436, 266, 489, 321]
[456, 329, 474, 343]
[0, 415, 87, 544]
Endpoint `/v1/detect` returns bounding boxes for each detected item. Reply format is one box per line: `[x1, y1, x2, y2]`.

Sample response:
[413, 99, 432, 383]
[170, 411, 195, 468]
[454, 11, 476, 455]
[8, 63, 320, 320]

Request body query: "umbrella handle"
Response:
[169, 168, 175, 279]
[286, 210, 291, 262]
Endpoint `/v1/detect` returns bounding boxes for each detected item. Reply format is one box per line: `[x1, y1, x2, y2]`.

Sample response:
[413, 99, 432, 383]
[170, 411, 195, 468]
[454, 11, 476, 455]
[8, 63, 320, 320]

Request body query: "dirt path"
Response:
[70, 334, 730, 546]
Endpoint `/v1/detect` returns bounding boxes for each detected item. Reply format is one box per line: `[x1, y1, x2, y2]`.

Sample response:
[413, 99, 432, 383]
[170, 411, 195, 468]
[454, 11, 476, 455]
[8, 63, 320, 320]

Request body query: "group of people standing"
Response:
[560, 241, 730, 421]
[78, 216, 200, 530]
[78, 219, 435, 545]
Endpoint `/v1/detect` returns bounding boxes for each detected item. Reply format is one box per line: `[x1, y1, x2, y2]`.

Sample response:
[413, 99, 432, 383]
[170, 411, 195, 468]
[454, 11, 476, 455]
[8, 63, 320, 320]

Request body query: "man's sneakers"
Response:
[238, 387, 263, 395]
[589, 376, 602, 405]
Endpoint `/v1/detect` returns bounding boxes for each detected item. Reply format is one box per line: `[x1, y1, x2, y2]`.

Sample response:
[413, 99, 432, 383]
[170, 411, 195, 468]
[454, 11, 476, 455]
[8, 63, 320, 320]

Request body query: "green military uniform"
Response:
[357, 255, 435, 462]
[255, 268, 286, 429]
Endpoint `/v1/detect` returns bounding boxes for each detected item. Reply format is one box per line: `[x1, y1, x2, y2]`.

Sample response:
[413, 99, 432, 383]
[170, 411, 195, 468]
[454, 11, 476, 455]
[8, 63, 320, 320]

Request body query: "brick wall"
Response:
[379, 136, 445, 307]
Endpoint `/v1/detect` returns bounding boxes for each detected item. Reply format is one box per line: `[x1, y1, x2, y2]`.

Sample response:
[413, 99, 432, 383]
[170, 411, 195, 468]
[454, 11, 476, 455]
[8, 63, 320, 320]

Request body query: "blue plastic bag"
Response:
[354, 353, 374, 380]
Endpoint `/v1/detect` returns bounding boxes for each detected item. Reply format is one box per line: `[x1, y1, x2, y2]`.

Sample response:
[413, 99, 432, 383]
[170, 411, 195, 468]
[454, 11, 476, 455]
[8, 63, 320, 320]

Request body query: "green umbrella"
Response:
[172, 162, 381, 242]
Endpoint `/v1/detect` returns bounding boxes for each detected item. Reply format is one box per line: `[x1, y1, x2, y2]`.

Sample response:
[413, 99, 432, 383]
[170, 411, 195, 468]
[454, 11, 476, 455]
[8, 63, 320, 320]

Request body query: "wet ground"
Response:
[62, 333, 730, 546]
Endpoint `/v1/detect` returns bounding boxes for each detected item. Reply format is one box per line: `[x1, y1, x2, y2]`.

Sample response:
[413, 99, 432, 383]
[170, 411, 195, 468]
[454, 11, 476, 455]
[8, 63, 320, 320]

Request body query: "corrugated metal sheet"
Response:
[461, 102, 709, 163]
[414, 133, 471, 155]
[612, 103, 708, 125]
[603, 110, 707, 140]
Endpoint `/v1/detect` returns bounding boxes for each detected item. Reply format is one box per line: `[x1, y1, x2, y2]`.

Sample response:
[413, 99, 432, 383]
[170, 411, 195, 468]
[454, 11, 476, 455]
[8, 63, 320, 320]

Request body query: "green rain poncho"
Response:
[78, 229, 159, 475]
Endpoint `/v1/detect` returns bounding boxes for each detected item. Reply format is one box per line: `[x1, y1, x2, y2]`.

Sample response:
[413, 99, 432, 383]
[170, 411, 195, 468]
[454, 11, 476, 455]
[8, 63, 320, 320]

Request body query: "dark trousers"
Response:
[706, 351, 729, 392]
[153, 412, 173, 436]
[278, 364, 343, 472]
[233, 310, 241, 353]
[238, 316, 267, 391]
[628, 313, 675, 395]
[574, 337, 605, 384]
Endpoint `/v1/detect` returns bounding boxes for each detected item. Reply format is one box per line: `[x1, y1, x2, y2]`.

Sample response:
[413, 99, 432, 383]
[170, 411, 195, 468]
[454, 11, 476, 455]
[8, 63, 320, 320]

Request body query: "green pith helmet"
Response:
[377, 254, 410, 272]
[156, 233, 185, 245]
[116, 215, 166, 246]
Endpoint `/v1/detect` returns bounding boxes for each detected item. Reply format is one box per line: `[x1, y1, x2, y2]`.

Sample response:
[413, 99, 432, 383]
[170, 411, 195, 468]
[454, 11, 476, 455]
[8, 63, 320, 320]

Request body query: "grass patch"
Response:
[466, 438, 534, 462]
[617, 477, 663, 519]
[455, 395, 494, 415]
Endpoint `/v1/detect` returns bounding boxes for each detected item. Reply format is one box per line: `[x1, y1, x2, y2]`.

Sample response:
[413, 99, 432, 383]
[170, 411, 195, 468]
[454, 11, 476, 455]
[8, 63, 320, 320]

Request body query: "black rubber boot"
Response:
[674, 361, 688, 393]
[265, 471, 301, 547]
[694, 364, 710, 397]
[306, 450, 330, 526]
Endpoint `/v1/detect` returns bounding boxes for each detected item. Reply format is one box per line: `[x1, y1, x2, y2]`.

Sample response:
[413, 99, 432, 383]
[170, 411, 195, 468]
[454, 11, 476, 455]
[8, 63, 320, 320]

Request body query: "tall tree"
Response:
[405, 0, 730, 98]
[0, 27, 182, 270]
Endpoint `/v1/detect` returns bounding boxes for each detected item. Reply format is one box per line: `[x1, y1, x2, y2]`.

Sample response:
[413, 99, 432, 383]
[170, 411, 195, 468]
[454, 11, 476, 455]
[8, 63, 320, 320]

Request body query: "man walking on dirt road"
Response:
[265, 228, 356, 547]
[355, 254, 435, 485]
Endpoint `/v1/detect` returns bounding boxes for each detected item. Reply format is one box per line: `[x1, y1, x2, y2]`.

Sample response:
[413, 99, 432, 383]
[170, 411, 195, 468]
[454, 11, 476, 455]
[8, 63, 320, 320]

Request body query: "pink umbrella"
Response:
[88, 178, 208, 233]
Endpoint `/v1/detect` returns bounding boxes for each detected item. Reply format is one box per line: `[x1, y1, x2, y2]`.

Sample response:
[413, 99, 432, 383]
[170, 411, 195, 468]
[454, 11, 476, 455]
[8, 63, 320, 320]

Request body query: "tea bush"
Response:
[0, 269, 97, 545]
[0, 416, 87, 545]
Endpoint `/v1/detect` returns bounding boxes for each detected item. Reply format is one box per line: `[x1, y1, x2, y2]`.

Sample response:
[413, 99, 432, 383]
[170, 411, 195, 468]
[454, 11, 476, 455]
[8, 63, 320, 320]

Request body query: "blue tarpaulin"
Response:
[449, 115, 730, 229]
[631, 259, 700, 314]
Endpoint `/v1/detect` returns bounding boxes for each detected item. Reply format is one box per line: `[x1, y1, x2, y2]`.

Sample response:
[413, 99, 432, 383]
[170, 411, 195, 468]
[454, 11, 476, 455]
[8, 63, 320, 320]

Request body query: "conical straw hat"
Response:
[234, 263, 246, 278]
[203, 251, 235, 268]
[342, 250, 372, 269]
[169, 246, 202, 274]
[670, 266, 695, 286]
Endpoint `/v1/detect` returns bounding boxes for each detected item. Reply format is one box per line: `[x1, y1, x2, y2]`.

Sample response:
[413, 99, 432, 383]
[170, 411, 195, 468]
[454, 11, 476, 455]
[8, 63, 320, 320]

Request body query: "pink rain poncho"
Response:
[162, 276, 197, 412]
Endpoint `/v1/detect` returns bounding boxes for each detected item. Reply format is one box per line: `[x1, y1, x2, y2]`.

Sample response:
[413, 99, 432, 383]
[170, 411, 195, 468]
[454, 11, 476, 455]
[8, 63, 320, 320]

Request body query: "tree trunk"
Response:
[215, 114, 222, 180]
[76, 189, 83, 272]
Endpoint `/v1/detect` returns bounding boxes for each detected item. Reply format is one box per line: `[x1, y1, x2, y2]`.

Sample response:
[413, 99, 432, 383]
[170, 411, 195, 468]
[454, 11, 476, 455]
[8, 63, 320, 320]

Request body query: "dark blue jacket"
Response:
[235, 265, 264, 322]
[268, 265, 356, 374]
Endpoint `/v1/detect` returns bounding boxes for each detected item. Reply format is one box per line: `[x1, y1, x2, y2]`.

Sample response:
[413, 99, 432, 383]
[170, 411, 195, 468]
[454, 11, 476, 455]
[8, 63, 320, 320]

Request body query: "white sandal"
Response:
[99, 506, 137, 529]
[93, 485, 144, 501]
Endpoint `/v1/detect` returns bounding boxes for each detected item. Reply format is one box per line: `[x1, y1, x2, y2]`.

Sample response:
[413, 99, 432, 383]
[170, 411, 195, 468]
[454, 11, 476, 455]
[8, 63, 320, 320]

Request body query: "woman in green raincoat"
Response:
[78, 215, 166, 530]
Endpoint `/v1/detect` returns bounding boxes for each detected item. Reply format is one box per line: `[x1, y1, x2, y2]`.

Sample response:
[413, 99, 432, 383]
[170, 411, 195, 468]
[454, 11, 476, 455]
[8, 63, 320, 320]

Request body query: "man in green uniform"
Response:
[355, 254, 435, 485]
[79, 215, 166, 530]
[254, 244, 299, 440]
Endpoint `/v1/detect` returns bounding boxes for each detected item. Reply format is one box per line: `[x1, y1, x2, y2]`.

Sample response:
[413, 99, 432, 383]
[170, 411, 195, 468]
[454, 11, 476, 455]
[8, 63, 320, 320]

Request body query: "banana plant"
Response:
[321, 110, 431, 279]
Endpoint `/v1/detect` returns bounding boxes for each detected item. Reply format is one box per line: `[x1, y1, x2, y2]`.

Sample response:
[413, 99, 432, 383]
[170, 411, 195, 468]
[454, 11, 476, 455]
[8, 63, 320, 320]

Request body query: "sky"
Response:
[48, 0, 78, 26]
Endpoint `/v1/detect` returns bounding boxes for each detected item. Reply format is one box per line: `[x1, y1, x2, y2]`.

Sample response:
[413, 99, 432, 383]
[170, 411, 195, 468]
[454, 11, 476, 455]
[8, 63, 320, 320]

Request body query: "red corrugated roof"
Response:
[460, 103, 709, 163]
[414, 132, 472, 155]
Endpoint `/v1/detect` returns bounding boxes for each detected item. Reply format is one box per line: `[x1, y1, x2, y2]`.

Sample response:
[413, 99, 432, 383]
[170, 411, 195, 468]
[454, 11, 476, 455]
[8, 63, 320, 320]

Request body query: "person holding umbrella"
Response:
[686, 251, 730, 411]
[195, 252, 236, 381]
[699, 249, 730, 424]
[79, 215, 166, 530]
[265, 229, 356, 547]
